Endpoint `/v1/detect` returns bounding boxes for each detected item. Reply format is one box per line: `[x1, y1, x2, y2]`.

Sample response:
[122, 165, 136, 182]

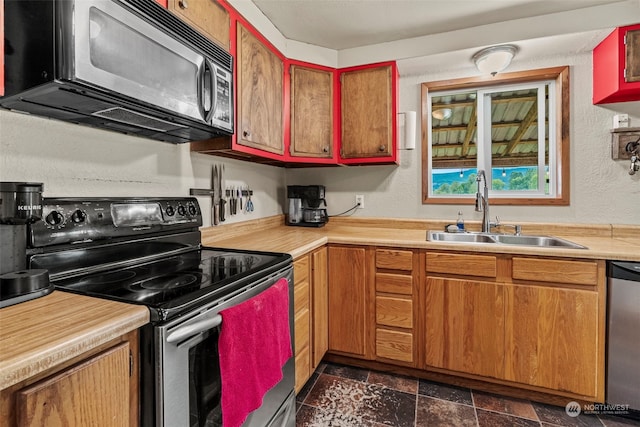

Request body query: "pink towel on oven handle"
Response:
[218, 277, 292, 427]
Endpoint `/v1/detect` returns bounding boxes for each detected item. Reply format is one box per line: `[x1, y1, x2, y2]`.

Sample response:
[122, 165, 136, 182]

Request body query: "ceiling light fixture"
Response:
[432, 108, 452, 121]
[472, 44, 517, 76]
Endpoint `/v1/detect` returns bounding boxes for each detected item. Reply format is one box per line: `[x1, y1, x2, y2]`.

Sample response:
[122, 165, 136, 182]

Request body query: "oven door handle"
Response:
[166, 314, 222, 344]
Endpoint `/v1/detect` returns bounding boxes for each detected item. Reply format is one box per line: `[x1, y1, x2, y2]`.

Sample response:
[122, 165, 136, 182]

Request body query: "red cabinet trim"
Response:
[593, 23, 640, 104]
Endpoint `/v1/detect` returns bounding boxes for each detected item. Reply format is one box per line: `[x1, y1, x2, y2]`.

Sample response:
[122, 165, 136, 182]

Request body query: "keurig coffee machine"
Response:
[286, 185, 328, 227]
[0, 182, 51, 308]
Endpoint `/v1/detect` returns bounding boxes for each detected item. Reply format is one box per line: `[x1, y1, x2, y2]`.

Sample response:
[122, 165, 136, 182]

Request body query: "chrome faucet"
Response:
[475, 170, 490, 232]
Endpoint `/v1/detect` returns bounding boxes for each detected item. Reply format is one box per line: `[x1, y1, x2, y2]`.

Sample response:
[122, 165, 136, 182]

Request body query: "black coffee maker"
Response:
[0, 182, 51, 308]
[286, 185, 328, 227]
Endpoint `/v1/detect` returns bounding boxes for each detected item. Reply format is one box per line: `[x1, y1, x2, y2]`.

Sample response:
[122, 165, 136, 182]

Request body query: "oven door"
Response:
[156, 267, 294, 427]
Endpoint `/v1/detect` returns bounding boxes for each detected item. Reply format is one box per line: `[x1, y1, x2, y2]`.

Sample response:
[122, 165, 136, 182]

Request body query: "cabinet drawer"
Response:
[376, 296, 413, 328]
[294, 256, 310, 284]
[294, 280, 310, 313]
[376, 249, 413, 271]
[376, 273, 412, 295]
[376, 328, 413, 363]
[294, 346, 311, 394]
[294, 309, 310, 354]
[426, 252, 497, 278]
[512, 258, 599, 286]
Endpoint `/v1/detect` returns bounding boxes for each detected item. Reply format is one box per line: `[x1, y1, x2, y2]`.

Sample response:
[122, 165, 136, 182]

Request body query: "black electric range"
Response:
[27, 197, 291, 322]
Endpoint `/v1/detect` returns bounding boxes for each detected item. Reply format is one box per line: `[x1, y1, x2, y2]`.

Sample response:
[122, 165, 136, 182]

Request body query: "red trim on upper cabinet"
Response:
[593, 23, 640, 104]
[337, 61, 399, 165]
[282, 59, 339, 164]
[218, 3, 288, 160]
[154, 0, 167, 8]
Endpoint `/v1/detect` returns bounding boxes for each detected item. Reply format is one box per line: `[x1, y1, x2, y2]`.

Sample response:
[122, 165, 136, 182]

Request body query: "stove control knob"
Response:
[188, 203, 197, 216]
[177, 205, 186, 216]
[165, 206, 175, 216]
[71, 209, 87, 223]
[45, 210, 64, 226]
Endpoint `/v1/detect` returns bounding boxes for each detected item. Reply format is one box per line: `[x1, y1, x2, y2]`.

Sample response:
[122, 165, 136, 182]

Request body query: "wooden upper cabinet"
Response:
[236, 23, 284, 155]
[593, 24, 640, 104]
[290, 65, 334, 158]
[626, 29, 640, 83]
[340, 65, 394, 159]
[168, 0, 230, 50]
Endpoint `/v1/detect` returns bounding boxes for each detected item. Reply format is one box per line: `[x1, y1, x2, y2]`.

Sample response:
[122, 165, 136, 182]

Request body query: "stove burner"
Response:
[134, 273, 202, 291]
[84, 270, 137, 285]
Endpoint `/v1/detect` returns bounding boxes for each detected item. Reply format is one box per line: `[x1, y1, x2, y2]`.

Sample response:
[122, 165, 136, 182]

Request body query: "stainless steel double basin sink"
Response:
[426, 231, 587, 249]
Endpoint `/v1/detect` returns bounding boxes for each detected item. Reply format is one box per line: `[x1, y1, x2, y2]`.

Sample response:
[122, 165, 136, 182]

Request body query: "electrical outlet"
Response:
[355, 194, 364, 209]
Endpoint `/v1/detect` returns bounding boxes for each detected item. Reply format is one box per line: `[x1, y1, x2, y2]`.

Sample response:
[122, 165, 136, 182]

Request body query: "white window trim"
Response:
[427, 80, 557, 199]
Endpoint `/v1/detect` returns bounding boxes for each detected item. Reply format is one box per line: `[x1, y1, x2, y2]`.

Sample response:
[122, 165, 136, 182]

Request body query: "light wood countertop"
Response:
[203, 217, 640, 262]
[0, 291, 149, 391]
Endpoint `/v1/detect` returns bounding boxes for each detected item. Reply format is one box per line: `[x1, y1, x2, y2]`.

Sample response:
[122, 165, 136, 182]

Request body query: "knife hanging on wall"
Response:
[219, 164, 226, 222]
[212, 165, 220, 226]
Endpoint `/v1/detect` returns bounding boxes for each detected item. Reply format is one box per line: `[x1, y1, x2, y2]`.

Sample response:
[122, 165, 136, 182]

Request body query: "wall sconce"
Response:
[399, 111, 417, 150]
[472, 44, 517, 76]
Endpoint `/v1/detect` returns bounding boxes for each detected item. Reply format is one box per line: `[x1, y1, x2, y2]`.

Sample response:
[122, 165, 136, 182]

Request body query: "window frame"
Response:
[421, 66, 570, 206]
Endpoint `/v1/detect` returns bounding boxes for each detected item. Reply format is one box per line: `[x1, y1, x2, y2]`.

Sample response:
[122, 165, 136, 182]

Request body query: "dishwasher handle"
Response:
[166, 314, 222, 343]
[609, 261, 640, 281]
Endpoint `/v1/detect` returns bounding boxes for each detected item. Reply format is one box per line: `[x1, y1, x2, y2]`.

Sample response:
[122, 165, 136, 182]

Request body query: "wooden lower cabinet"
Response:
[311, 247, 329, 368]
[425, 277, 505, 379]
[293, 255, 312, 393]
[1, 332, 138, 427]
[374, 248, 417, 365]
[293, 247, 329, 393]
[504, 284, 600, 397]
[328, 245, 373, 359]
[423, 252, 605, 401]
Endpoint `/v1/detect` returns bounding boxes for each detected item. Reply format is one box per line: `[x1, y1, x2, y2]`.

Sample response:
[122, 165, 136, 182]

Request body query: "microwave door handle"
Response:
[166, 314, 222, 344]
[206, 59, 217, 123]
[196, 60, 207, 121]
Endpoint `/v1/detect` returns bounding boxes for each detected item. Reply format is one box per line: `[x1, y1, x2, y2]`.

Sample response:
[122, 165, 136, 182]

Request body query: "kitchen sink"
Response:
[427, 231, 497, 243]
[426, 231, 586, 249]
[491, 234, 586, 249]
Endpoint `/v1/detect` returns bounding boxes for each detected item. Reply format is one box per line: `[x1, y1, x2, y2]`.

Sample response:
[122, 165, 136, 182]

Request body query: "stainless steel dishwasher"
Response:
[607, 261, 640, 417]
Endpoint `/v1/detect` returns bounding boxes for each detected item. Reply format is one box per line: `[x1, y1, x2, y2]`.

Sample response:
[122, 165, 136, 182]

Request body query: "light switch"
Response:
[613, 114, 629, 128]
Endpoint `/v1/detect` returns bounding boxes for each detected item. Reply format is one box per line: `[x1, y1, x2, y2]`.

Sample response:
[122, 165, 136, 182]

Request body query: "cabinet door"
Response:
[504, 284, 599, 397]
[311, 247, 329, 368]
[626, 29, 640, 82]
[340, 65, 393, 158]
[16, 343, 130, 427]
[293, 255, 311, 393]
[168, 0, 229, 50]
[290, 66, 334, 158]
[425, 277, 504, 379]
[328, 246, 370, 357]
[237, 23, 284, 155]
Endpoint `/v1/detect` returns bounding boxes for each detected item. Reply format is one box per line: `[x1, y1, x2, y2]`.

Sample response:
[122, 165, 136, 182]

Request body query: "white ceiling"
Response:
[250, 0, 625, 50]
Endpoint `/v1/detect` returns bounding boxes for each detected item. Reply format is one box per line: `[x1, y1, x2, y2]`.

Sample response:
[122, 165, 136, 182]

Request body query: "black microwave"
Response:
[1, 0, 234, 143]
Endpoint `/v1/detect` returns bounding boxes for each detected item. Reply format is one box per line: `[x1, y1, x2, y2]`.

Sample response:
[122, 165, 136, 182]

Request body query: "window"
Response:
[421, 66, 570, 205]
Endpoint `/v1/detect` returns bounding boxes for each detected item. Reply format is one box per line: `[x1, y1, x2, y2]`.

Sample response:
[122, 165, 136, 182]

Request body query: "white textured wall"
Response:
[286, 51, 640, 225]
[0, 110, 286, 226]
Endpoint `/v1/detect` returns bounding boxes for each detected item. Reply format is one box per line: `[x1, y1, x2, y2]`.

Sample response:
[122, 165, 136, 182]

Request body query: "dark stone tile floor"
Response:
[296, 362, 640, 427]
